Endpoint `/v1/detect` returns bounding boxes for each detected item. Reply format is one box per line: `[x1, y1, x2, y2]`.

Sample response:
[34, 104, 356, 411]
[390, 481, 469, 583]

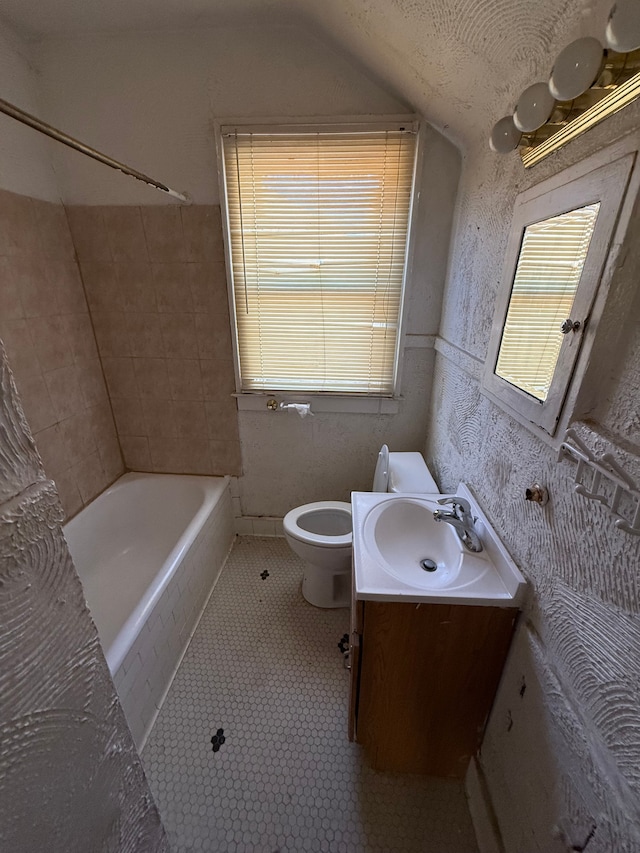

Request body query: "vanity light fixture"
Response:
[605, 0, 640, 53]
[489, 2, 640, 167]
[548, 37, 604, 102]
[513, 82, 556, 133]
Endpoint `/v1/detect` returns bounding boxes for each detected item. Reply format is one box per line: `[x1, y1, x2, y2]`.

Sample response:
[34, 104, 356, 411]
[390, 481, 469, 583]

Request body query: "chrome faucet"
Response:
[433, 497, 483, 552]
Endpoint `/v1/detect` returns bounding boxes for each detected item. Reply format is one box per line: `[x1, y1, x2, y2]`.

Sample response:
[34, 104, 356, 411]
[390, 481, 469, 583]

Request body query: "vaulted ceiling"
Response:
[0, 0, 617, 148]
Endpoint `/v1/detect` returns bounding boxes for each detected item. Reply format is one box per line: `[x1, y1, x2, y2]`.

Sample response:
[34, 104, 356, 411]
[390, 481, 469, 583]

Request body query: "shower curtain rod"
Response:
[0, 96, 190, 203]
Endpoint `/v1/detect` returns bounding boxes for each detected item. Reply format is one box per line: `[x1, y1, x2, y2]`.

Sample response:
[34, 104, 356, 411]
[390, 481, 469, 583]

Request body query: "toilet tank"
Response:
[388, 452, 439, 493]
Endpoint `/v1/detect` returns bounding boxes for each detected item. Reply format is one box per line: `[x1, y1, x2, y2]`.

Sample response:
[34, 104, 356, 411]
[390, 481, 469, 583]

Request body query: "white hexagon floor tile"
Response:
[143, 537, 479, 853]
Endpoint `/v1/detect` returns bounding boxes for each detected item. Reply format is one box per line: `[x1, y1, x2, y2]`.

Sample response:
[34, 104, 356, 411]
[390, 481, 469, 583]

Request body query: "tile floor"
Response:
[143, 537, 479, 853]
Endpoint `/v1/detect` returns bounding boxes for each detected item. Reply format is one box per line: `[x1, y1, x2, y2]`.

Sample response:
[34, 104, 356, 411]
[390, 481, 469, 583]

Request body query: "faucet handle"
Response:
[437, 496, 472, 518]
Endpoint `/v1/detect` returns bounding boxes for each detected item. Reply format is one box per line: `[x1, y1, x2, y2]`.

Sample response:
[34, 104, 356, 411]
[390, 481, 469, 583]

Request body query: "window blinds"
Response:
[495, 202, 600, 401]
[222, 127, 417, 394]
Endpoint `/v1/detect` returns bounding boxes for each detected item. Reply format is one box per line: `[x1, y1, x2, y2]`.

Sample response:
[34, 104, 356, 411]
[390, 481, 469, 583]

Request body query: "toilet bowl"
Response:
[283, 445, 439, 608]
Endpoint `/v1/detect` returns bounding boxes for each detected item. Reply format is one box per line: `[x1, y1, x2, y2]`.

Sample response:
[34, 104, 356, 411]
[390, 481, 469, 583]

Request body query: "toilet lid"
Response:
[372, 444, 390, 492]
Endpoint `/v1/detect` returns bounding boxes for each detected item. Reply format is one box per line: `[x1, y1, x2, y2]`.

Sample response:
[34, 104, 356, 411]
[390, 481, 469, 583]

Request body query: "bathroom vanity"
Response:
[349, 487, 526, 778]
[348, 596, 518, 777]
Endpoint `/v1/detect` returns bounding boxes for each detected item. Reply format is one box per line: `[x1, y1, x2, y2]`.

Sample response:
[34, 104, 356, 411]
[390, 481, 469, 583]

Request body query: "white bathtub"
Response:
[64, 472, 234, 748]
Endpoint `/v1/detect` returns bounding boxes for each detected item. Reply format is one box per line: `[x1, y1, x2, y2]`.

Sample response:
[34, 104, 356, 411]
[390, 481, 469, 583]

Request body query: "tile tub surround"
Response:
[66, 204, 241, 476]
[143, 537, 479, 853]
[0, 188, 123, 520]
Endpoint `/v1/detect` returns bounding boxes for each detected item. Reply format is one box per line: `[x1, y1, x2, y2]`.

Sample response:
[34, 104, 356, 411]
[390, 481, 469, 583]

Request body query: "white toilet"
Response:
[283, 445, 439, 608]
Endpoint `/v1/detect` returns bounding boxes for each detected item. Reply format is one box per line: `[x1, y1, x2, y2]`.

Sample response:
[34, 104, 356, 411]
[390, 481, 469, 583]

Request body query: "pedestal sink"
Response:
[352, 484, 527, 606]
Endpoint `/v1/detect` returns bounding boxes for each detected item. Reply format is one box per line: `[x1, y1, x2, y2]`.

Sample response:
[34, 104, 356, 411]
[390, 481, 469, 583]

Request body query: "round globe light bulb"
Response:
[489, 116, 522, 153]
[513, 82, 556, 132]
[605, 0, 640, 53]
[549, 37, 604, 101]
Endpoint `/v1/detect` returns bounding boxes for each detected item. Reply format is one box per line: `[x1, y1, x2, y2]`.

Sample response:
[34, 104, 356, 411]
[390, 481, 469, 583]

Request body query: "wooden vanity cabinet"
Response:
[349, 596, 518, 778]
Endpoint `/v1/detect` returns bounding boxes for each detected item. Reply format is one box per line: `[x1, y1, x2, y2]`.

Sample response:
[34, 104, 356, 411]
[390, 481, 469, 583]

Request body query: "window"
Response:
[483, 153, 634, 435]
[219, 123, 418, 395]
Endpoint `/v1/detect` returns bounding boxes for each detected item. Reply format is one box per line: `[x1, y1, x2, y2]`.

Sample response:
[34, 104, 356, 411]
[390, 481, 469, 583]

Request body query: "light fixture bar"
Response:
[522, 70, 640, 167]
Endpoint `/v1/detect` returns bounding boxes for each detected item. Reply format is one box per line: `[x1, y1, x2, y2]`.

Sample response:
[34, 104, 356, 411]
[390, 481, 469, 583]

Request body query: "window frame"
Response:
[483, 151, 635, 436]
[215, 116, 422, 406]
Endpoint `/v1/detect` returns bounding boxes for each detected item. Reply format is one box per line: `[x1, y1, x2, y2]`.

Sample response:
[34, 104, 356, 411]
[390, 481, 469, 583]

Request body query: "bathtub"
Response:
[64, 472, 234, 748]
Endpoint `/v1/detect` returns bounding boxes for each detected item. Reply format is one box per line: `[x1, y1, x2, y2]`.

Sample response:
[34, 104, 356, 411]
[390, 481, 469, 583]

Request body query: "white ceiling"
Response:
[0, 0, 616, 147]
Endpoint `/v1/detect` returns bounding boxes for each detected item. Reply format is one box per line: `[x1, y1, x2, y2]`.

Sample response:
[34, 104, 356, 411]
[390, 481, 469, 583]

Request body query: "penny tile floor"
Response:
[143, 537, 479, 853]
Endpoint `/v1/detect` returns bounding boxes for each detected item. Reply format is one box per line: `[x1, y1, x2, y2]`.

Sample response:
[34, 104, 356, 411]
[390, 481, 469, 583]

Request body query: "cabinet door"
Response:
[357, 601, 517, 777]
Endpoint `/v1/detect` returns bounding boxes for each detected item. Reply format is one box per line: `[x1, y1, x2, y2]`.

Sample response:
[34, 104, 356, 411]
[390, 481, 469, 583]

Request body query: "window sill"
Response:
[234, 393, 400, 415]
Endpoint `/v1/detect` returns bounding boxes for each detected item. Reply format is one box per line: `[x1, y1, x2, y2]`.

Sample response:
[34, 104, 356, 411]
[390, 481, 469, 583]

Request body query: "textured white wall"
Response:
[0, 22, 59, 199]
[428, 103, 640, 851]
[0, 341, 168, 852]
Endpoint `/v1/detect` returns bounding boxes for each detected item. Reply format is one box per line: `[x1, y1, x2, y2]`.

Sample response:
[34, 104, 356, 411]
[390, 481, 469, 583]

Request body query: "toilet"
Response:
[283, 445, 439, 608]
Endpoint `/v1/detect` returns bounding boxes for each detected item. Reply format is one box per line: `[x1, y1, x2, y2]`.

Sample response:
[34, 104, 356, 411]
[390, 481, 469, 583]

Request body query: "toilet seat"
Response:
[283, 501, 352, 548]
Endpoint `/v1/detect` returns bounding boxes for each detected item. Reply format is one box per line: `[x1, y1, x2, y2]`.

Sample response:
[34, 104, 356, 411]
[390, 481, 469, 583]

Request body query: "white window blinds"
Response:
[221, 126, 417, 394]
[495, 203, 600, 401]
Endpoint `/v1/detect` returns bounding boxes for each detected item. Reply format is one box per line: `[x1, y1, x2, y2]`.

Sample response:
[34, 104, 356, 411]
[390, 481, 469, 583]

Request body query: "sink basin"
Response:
[364, 497, 492, 591]
[352, 485, 527, 606]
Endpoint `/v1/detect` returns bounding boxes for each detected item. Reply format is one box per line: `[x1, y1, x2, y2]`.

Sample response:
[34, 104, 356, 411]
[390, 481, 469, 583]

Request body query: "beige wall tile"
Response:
[142, 397, 177, 438]
[148, 436, 183, 472]
[0, 191, 38, 255]
[187, 262, 214, 314]
[53, 467, 84, 519]
[101, 357, 139, 399]
[205, 395, 239, 442]
[18, 373, 57, 432]
[181, 206, 223, 263]
[180, 438, 211, 475]
[167, 358, 202, 401]
[160, 313, 198, 359]
[120, 435, 152, 471]
[0, 257, 25, 320]
[152, 263, 193, 313]
[92, 311, 131, 357]
[111, 396, 147, 436]
[65, 206, 112, 262]
[72, 449, 106, 503]
[134, 357, 171, 400]
[89, 401, 119, 449]
[76, 359, 109, 408]
[2, 191, 122, 522]
[210, 439, 241, 475]
[200, 359, 237, 402]
[142, 206, 186, 262]
[59, 409, 98, 463]
[45, 365, 86, 421]
[80, 261, 122, 313]
[194, 314, 215, 360]
[49, 259, 87, 314]
[174, 400, 208, 438]
[103, 206, 149, 263]
[12, 255, 58, 318]
[33, 424, 70, 481]
[127, 313, 164, 358]
[97, 428, 124, 482]
[28, 315, 75, 372]
[117, 262, 157, 312]
[66, 314, 99, 363]
[195, 313, 232, 361]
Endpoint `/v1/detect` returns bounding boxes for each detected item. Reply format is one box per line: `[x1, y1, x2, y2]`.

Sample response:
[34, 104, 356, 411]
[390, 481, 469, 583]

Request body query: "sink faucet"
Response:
[433, 497, 483, 552]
